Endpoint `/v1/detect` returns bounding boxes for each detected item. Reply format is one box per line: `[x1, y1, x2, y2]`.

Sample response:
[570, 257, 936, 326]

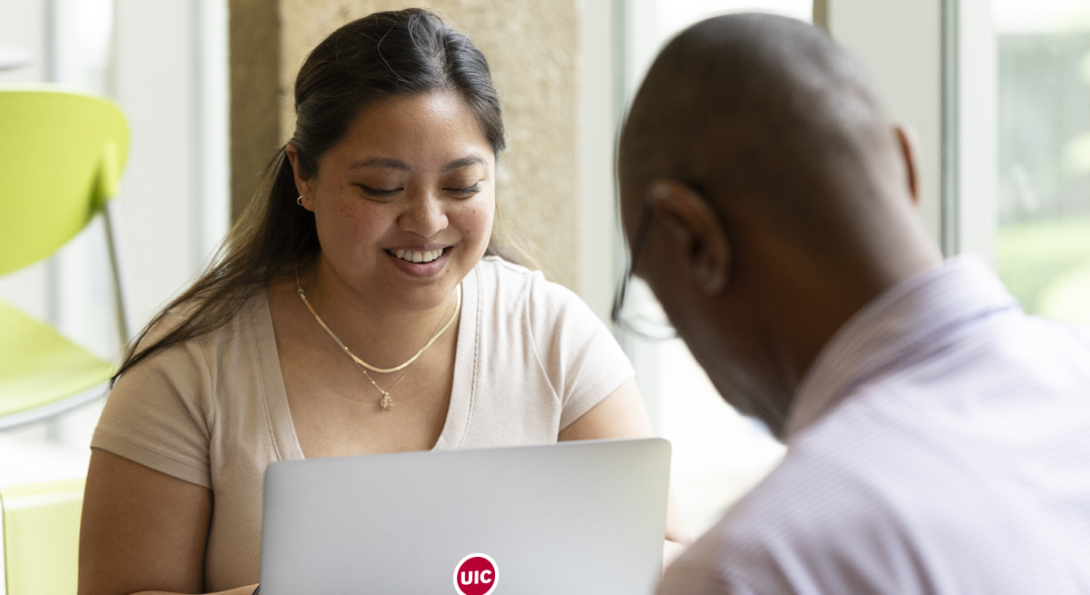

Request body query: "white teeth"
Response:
[392, 249, 443, 264]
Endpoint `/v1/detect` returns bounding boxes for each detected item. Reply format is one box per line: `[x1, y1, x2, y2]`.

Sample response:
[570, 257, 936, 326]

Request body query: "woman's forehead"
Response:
[328, 92, 494, 167]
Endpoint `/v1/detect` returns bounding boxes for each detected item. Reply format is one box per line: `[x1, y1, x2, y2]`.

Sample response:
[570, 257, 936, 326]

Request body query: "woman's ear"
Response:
[646, 179, 731, 295]
[285, 143, 314, 211]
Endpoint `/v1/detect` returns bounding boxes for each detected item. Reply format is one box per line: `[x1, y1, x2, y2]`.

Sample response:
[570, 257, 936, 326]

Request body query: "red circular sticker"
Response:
[453, 553, 498, 595]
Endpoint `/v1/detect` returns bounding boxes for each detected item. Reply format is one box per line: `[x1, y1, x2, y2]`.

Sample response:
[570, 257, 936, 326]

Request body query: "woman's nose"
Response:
[398, 191, 448, 238]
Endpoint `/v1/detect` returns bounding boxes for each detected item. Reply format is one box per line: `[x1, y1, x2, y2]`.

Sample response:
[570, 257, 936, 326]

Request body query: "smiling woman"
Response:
[288, 92, 495, 315]
[76, 8, 687, 595]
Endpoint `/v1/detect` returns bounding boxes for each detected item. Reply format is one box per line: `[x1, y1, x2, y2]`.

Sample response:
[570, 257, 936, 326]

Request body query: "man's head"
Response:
[618, 14, 941, 437]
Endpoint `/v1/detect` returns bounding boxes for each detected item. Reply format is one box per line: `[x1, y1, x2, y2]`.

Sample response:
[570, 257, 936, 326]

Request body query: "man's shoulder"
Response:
[663, 385, 1090, 594]
[659, 443, 926, 595]
[717, 436, 894, 548]
[657, 466, 827, 595]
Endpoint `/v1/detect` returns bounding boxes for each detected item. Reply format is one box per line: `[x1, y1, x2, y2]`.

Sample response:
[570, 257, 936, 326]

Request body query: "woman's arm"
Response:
[79, 450, 257, 595]
[558, 378, 692, 567]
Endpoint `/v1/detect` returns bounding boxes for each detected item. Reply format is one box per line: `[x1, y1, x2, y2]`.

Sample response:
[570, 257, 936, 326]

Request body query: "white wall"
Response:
[0, 0, 229, 480]
[826, 0, 997, 260]
[956, 0, 997, 263]
[826, 0, 945, 244]
[616, 0, 809, 536]
[114, 0, 199, 325]
[111, 0, 230, 326]
[0, 1, 49, 85]
[577, 0, 620, 323]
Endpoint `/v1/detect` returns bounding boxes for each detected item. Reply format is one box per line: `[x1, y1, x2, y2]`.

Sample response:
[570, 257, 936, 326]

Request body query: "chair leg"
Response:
[102, 200, 134, 349]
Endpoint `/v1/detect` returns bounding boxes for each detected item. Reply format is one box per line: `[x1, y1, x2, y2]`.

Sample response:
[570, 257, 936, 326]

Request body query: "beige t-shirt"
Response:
[91, 256, 634, 591]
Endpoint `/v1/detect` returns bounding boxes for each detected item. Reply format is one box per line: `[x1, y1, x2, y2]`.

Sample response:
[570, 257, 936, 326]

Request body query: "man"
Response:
[617, 13, 1090, 594]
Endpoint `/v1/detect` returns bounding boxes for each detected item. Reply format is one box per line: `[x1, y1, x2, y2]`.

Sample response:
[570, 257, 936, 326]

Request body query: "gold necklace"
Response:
[295, 270, 461, 411]
[360, 366, 411, 411]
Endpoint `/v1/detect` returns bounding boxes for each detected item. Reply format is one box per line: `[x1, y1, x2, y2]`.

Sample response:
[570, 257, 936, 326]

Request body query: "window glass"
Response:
[626, 0, 810, 537]
[995, 0, 1090, 324]
[1, 0, 229, 485]
[0, 0, 116, 482]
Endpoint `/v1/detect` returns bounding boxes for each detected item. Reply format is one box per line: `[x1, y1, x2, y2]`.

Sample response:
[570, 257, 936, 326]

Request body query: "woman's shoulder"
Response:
[96, 290, 272, 492]
[472, 255, 606, 339]
[475, 254, 538, 280]
[107, 285, 274, 435]
[474, 255, 581, 307]
[467, 258, 632, 420]
[130, 286, 270, 373]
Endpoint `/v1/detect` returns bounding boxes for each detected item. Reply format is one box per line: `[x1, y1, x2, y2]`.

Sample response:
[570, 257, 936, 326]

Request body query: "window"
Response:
[994, 0, 1090, 324]
[620, 0, 811, 537]
[0, 0, 228, 483]
[619, 0, 1090, 539]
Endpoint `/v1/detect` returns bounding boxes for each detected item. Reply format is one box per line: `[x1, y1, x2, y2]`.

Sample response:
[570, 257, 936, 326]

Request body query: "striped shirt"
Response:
[658, 256, 1090, 594]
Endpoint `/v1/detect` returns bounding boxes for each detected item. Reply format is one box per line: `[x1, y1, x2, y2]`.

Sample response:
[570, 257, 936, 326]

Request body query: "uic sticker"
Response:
[453, 553, 498, 595]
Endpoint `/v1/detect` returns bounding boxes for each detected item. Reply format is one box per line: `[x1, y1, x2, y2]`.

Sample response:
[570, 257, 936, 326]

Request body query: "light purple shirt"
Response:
[659, 257, 1090, 594]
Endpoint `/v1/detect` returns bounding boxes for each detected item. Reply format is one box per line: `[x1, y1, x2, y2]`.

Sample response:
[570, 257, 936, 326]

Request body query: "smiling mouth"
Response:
[386, 247, 449, 264]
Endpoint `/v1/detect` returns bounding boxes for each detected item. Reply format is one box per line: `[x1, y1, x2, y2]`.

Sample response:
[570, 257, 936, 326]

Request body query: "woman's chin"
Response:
[390, 282, 461, 316]
[379, 256, 466, 313]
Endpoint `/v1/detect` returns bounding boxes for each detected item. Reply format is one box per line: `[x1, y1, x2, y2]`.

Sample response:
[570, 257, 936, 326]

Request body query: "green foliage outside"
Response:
[997, 216, 1090, 323]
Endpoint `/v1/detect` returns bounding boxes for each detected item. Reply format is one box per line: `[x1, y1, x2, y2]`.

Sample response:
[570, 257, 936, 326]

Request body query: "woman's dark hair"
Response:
[115, 8, 507, 378]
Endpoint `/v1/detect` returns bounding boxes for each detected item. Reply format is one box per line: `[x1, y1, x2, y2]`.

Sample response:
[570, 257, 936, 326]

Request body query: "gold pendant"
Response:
[379, 393, 392, 411]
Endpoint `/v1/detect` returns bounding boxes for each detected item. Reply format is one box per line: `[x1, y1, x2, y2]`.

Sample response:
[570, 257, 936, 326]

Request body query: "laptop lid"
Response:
[260, 438, 671, 595]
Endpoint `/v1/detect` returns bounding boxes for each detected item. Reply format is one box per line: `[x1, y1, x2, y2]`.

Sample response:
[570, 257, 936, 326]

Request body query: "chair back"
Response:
[0, 478, 84, 595]
[0, 87, 132, 427]
[0, 88, 129, 276]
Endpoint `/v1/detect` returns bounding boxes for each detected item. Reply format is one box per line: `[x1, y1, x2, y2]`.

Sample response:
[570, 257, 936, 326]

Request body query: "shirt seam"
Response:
[457, 266, 483, 449]
[197, 334, 218, 452]
[526, 277, 561, 405]
[251, 290, 283, 461]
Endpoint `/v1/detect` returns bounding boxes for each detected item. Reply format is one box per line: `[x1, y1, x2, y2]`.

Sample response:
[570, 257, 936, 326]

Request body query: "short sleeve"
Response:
[91, 322, 215, 488]
[521, 268, 635, 429]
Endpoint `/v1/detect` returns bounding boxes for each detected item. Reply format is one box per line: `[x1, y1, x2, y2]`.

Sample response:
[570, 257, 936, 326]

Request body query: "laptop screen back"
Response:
[261, 438, 671, 595]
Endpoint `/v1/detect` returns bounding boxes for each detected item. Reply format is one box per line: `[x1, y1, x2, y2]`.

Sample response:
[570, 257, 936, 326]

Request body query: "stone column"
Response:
[813, 0, 828, 30]
[228, 0, 282, 224]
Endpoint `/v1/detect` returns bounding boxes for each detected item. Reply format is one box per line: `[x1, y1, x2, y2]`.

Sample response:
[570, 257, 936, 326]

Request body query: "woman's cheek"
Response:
[474, 192, 497, 231]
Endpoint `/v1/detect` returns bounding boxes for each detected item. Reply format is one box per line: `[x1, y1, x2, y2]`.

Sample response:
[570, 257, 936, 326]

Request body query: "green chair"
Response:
[0, 87, 131, 429]
[0, 478, 84, 595]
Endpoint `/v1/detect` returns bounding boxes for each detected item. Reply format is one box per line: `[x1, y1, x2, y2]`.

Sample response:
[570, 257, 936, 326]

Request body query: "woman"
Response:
[79, 9, 688, 595]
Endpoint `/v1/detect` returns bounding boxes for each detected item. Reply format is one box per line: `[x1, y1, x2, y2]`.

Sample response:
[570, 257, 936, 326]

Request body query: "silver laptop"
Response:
[260, 438, 671, 595]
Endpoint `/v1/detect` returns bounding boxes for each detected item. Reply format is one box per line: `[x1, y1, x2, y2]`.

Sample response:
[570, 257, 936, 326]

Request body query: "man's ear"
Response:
[894, 124, 920, 206]
[646, 178, 731, 295]
[285, 143, 314, 211]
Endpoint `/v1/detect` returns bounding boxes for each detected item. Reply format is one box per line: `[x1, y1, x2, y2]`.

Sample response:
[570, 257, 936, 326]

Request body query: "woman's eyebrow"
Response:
[441, 156, 485, 172]
[347, 156, 484, 172]
[349, 157, 411, 171]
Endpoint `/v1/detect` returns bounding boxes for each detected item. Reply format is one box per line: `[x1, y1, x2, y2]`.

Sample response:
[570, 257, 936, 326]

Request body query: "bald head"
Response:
[620, 13, 908, 248]
[616, 14, 941, 437]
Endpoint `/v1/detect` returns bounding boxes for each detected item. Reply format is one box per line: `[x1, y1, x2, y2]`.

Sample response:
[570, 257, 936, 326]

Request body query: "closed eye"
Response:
[357, 184, 400, 199]
[446, 183, 481, 197]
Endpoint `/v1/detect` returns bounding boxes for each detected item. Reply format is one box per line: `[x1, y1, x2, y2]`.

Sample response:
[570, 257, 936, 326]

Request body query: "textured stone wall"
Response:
[231, 0, 581, 289]
[228, 0, 282, 223]
[813, 0, 828, 30]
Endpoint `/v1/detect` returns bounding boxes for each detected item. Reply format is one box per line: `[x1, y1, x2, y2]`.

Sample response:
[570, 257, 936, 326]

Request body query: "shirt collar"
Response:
[783, 256, 1020, 441]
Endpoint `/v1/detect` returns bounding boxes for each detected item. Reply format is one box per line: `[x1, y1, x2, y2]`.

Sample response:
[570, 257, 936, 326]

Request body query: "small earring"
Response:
[296, 195, 303, 207]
